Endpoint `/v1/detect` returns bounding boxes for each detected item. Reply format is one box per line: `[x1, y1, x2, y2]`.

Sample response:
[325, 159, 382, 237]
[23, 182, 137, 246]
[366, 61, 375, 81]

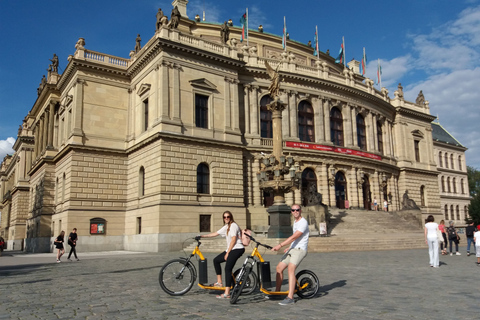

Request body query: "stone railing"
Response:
[81, 50, 130, 69]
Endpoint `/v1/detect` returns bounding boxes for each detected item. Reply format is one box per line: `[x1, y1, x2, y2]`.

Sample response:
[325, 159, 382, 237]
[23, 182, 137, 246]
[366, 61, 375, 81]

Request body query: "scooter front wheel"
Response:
[159, 259, 196, 296]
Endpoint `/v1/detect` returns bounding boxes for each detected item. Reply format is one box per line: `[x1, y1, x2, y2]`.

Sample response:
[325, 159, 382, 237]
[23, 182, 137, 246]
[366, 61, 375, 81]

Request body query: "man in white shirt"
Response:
[271, 204, 309, 305]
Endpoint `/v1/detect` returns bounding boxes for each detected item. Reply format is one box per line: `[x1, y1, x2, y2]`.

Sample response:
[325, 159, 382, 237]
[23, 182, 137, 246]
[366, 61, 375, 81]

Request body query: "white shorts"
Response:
[476, 246, 480, 258]
[280, 247, 307, 266]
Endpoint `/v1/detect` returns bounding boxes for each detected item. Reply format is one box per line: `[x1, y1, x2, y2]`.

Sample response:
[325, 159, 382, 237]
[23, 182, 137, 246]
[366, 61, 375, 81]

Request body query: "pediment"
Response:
[411, 129, 424, 139]
[189, 78, 217, 91]
[137, 83, 151, 96]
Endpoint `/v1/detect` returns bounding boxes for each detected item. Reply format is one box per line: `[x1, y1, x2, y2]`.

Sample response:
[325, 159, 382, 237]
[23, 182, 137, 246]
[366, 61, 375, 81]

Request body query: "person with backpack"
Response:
[465, 221, 476, 256]
[199, 211, 245, 299]
[446, 221, 461, 256]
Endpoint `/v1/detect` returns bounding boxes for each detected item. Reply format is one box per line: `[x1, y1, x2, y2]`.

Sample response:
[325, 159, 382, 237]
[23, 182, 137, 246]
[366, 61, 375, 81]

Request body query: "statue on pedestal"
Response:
[135, 34, 141, 53]
[416, 90, 425, 105]
[168, 6, 181, 29]
[49, 54, 59, 73]
[220, 21, 230, 44]
[265, 61, 281, 99]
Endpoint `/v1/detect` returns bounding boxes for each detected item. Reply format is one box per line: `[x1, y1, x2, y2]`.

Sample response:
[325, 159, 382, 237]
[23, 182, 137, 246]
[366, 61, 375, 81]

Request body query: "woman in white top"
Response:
[424, 215, 440, 268]
[200, 211, 245, 298]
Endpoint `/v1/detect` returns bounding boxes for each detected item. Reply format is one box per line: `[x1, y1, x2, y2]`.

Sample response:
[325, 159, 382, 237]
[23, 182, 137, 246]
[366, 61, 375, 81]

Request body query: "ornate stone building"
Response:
[432, 121, 470, 226]
[0, 2, 464, 252]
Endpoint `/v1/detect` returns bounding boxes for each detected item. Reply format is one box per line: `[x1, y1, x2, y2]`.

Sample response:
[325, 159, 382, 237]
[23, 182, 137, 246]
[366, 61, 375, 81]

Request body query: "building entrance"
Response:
[335, 171, 347, 209]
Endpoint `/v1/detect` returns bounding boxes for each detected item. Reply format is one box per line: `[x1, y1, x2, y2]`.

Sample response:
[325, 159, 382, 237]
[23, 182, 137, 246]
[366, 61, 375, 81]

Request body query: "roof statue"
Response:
[49, 54, 59, 73]
[415, 90, 425, 105]
[220, 21, 230, 44]
[168, 6, 181, 29]
[397, 83, 404, 98]
[265, 61, 281, 99]
[135, 34, 141, 53]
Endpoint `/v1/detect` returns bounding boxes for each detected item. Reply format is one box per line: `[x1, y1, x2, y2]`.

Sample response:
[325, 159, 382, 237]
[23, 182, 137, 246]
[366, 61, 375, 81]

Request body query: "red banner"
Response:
[285, 141, 382, 161]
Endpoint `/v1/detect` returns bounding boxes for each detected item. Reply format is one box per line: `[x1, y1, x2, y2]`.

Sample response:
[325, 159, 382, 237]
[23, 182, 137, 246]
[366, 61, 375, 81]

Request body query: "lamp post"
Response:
[256, 61, 302, 238]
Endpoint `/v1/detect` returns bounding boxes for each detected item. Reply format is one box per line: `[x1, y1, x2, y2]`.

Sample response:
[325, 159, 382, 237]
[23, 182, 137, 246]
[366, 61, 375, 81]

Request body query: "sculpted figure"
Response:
[416, 90, 425, 105]
[402, 190, 419, 210]
[220, 21, 230, 44]
[49, 54, 59, 73]
[156, 8, 164, 31]
[265, 61, 281, 99]
[168, 6, 181, 29]
[135, 34, 141, 53]
[397, 83, 404, 98]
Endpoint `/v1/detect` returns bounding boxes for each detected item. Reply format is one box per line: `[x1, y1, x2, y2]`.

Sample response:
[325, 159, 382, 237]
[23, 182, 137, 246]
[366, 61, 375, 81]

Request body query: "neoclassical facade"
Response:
[432, 122, 470, 226]
[0, 2, 462, 252]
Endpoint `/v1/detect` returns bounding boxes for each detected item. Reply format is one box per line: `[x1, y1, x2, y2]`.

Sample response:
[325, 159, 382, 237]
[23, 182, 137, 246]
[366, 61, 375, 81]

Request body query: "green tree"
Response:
[467, 166, 480, 225]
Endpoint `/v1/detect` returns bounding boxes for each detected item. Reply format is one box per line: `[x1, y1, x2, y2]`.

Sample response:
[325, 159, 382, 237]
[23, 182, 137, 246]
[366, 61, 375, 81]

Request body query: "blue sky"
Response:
[1, 0, 479, 169]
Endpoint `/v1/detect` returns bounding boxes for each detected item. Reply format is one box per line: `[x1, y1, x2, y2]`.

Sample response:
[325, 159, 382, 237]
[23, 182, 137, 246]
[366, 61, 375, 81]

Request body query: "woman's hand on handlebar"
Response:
[194, 235, 201, 241]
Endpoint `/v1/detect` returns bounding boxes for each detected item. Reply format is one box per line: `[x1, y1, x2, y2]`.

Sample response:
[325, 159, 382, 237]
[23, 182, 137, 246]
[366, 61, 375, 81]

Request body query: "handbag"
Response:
[436, 228, 443, 243]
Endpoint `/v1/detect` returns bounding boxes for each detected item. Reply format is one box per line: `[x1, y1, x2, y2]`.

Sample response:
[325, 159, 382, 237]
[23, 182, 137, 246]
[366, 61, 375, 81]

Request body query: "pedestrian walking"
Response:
[446, 221, 461, 256]
[424, 215, 440, 268]
[54, 231, 65, 263]
[438, 220, 448, 255]
[465, 221, 476, 256]
[67, 228, 80, 261]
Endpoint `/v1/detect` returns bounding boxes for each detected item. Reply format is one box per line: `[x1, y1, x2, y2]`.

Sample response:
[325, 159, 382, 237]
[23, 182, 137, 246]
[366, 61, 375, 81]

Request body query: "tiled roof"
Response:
[431, 122, 464, 147]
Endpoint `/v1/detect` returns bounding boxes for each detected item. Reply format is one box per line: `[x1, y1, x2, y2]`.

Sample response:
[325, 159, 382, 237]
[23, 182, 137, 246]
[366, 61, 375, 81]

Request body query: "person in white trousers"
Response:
[424, 215, 440, 268]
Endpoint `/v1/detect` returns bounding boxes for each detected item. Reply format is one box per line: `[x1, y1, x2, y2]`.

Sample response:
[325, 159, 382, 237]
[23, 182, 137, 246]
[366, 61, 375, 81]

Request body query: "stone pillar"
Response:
[243, 85, 251, 134]
[232, 80, 239, 131]
[351, 107, 358, 147]
[315, 97, 324, 143]
[126, 89, 134, 141]
[323, 99, 331, 143]
[33, 124, 38, 159]
[72, 80, 85, 142]
[343, 105, 352, 147]
[294, 188, 301, 206]
[328, 164, 336, 207]
[372, 114, 378, 152]
[366, 112, 374, 152]
[251, 86, 259, 135]
[289, 91, 298, 139]
[353, 168, 361, 208]
[160, 62, 170, 120]
[253, 158, 261, 206]
[224, 77, 232, 130]
[372, 171, 380, 203]
[317, 163, 328, 202]
[285, 188, 294, 206]
[172, 64, 181, 122]
[47, 102, 55, 148]
[39, 115, 45, 155]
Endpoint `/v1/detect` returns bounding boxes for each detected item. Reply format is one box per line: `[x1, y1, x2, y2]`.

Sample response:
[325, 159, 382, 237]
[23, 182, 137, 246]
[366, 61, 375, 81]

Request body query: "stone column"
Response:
[317, 163, 327, 202]
[252, 158, 261, 206]
[33, 123, 38, 159]
[372, 171, 380, 203]
[72, 79, 85, 139]
[47, 102, 55, 149]
[251, 86, 259, 135]
[243, 85, 251, 134]
[232, 80, 240, 131]
[126, 89, 134, 141]
[289, 91, 298, 139]
[294, 188, 301, 206]
[343, 105, 352, 147]
[323, 99, 331, 143]
[372, 114, 378, 153]
[39, 115, 45, 155]
[315, 96, 324, 143]
[366, 112, 374, 152]
[328, 164, 336, 207]
[160, 62, 170, 120]
[224, 77, 232, 130]
[351, 107, 358, 147]
[172, 64, 181, 122]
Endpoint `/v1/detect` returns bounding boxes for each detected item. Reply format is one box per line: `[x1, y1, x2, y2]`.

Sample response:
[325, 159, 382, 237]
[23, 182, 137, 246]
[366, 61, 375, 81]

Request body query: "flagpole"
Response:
[315, 25, 319, 60]
[363, 47, 366, 76]
[342, 36, 346, 68]
[284, 16, 287, 52]
[246, 8, 249, 47]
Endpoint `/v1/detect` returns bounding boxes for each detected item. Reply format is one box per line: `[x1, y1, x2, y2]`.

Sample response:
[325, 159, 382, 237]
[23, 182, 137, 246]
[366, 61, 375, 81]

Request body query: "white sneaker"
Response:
[450, 253, 453, 256]
[456, 252, 461, 255]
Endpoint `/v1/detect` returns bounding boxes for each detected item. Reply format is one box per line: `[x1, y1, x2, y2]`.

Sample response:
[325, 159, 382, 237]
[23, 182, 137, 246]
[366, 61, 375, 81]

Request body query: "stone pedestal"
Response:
[267, 204, 292, 238]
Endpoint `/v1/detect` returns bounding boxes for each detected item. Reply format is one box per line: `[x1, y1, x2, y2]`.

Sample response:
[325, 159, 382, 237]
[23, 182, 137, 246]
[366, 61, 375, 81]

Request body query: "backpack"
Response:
[447, 226, 456, 240]
[466, 226, 475, 237]
[242, 229, 252, 246]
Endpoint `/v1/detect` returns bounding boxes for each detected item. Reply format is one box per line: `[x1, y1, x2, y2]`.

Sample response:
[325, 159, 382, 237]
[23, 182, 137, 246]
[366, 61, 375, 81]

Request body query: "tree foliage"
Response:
[467, 166, 480, 225]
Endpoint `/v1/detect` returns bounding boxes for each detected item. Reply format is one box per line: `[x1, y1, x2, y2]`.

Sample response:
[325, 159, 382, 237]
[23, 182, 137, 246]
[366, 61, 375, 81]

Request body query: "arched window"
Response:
[330, 107, 344, 146]
[447, 177, 451, 193]
[450, 205, 454, 220]
[456, 205, 460, 220]
[461, 179, 465, 194]
[298, 101, 315, 142]
[444, 153, 448, 168]
[441, 176, 445, 192]
[356, 114, 366, 150]
[465, 206, 468, 218]
[438, 152, 443, 167]
[420, 185, 425, 206]
[139, 167, 145, 196]
[377, 121, 383, 155]
[458, 156, 462, 171]
[450, 154, 454, 170]
[444, 205, 448, 220]
[453, 178, 457, 193]
[260, 95, 273, 138]
[197, 163, 210, 194]
[301, 168, 318, 207]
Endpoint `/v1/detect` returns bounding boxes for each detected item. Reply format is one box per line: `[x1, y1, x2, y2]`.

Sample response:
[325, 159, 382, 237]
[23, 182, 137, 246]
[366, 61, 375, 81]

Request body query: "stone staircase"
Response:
[185, 208, 426, 253]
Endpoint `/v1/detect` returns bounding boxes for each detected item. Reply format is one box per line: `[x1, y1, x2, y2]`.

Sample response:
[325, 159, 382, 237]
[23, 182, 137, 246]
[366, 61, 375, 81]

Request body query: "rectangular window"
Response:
[143, 98, 149, 131]
[414, 140, 420, 162]
[195, 94, 208, 128]
[199, 214, 211, 232]
[136, 217, 142, 234]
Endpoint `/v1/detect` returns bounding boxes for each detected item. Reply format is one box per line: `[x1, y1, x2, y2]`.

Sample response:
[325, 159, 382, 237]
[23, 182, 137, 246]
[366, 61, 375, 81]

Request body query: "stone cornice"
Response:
[396, 107, 436, 122]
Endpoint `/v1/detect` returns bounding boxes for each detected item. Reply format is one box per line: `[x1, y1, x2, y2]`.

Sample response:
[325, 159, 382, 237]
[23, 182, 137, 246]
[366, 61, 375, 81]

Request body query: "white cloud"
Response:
[0, 137, 15, 161]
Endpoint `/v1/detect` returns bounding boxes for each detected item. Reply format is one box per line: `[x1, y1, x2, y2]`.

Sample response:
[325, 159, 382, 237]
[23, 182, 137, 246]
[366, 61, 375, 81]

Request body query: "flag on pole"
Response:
[377, 59, 382, 86]
[240, 11, 248, 43]
[282, 16, 287, 51]
[361, 47, 367, 76]
[313, 26, 319, 57]
[335, 39, 344, 64]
